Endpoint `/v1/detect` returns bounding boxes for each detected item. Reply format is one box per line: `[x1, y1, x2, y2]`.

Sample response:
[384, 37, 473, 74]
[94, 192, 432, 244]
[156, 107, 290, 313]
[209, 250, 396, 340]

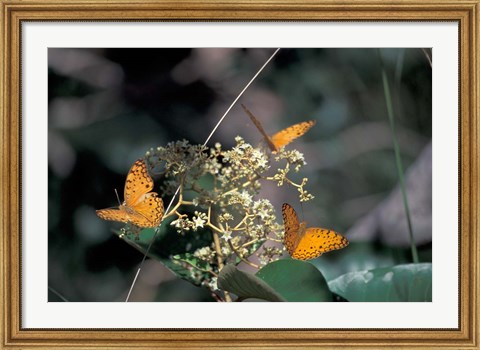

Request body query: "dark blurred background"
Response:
[48, 48, 432, 302]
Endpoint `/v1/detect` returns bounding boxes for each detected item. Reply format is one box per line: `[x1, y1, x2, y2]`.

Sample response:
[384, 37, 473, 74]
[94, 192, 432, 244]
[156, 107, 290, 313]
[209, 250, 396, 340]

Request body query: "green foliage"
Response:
[311, 241, 432, 282]
[218, 265, 286, 302]
[118, 217, 215, 287]
[328, 263, 432, 302]
[218, 260, 334, 302]
[256, 260, 333, 302]
[220, 260, 431, 302]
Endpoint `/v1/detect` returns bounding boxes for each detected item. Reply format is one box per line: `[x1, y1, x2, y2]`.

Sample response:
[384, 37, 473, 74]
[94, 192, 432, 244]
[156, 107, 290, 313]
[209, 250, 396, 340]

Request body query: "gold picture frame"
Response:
[1, 0, 479, 349]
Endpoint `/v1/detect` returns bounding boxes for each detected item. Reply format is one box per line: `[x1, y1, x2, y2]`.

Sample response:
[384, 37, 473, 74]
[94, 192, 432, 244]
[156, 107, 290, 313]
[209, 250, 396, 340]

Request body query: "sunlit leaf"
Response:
[328, 263, 432, 302]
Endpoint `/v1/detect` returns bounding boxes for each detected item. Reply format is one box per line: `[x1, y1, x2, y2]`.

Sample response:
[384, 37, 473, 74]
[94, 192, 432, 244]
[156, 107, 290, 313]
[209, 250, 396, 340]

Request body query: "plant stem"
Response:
[206, 206, 224, 233]
[379, 49, 419, 264]
[210, 206, 232, 302]
[227, 240, 260, 269]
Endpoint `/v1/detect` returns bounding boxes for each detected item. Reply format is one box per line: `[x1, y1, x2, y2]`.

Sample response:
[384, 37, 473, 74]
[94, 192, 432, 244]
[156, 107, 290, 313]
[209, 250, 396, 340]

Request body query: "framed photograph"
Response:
[1, 0, 479, 349]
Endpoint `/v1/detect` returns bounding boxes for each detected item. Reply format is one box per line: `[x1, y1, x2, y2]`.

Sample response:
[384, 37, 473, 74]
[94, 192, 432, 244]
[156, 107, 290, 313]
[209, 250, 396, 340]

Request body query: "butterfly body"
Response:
[96, 159, 164, 228]
[292, 221, 308, 247]
[241, 104, 315, 153]
[282, 203, 348, 260]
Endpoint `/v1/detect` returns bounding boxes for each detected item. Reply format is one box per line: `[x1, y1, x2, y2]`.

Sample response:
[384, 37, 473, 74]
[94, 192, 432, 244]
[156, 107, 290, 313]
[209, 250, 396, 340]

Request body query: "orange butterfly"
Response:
[282, 203, 348, 260]
[241, 104, 315, 153]
[96, 159, 164, 228]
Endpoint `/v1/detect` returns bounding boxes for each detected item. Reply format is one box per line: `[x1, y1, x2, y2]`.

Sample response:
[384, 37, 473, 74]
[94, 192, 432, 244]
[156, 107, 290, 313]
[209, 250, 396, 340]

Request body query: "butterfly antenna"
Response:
[114, 188, 122, 206]
[124, 48, 281, 302]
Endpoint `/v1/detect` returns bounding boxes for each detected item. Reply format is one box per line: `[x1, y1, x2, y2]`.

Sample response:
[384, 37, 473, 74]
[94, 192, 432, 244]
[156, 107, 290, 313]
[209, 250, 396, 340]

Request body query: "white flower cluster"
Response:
[170, 211, 208, 234]
[220, 136, 270, 189]
[274, 149, 306, 172]
[142, 136, 315, 289]
[258, 246, 285, 266]
[202, 276, 218, 292]
[193, 246, 216, 264]
[225, 190, 253, 208]
[298, 178, 315, 202]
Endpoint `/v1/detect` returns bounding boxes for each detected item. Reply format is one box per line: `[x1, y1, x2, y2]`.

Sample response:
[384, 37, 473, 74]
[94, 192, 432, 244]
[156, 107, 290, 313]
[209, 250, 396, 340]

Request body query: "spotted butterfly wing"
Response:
[127, 192, 163, 227]
[270, 120, 316, 151]
[96, 208, 131, 224]
[124, 158, 154, 206]
[96, 159, 164, 228]
[282, 203, 348, 260]
[241, 104, 315, 153]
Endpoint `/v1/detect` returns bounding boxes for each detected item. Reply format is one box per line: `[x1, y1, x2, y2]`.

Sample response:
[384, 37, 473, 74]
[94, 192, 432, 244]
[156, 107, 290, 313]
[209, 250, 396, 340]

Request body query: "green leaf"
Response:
[328, 263, 432, 302]
[256, 259, 333, 302]
[217, 265, 286, 302]
[311, 241, 431, 282]
[172, 252, 212, 271]
[118, 216, 214, 286]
